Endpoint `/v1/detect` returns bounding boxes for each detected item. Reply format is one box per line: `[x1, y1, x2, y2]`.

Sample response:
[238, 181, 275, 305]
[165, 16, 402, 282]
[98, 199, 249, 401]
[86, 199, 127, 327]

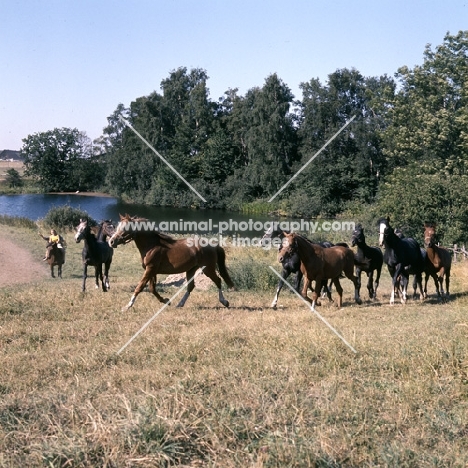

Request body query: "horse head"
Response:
[378, 217, 394, 248]
[424, 223, 436, 248]
[97, 219, 116, 242]
[351, 224, 365, 247]
[74, 218, 90, 243]
[277, 233, 297, 264]
[261, 225, 288, 248]
[108, 214, 136, 248]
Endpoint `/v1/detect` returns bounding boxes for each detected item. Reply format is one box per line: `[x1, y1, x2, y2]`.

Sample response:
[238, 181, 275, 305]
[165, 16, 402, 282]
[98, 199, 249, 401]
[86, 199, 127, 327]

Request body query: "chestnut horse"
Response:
[277, 232, 362, 308]
[108, 215, 235, 311]
[423, 223, 451, 299]
[46, 243, 65, 278]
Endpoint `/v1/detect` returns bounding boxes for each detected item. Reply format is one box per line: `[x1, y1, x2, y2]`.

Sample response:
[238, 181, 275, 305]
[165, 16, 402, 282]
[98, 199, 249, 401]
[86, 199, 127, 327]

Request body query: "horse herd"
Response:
[45, 215, 452, 312]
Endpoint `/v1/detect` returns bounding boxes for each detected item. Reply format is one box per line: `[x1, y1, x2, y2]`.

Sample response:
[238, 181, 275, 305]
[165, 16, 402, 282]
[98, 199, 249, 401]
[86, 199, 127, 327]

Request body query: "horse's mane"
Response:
[120, 214, 176, 244]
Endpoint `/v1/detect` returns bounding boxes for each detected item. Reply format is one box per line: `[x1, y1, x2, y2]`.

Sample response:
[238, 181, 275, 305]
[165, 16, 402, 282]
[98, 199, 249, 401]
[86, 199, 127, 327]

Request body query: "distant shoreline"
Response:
[47, 191, 115, 198]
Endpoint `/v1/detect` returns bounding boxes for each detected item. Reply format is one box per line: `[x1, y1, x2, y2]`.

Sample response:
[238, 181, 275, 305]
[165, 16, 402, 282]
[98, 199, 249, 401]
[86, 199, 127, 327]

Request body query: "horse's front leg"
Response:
[82, 264, 88, 291]
[373, 267, 381, 300]
[271, 268, 291, 309]
[176, 267, 198, 307]
[300, 277, 313, 305]
[399, 274, 409, 304]
[355, 267, 362, 299]
[93, 265, 101, 290]
[311, 276, 323, 308]
[50, 265, 55, 278]
[123, 268, 154, 312]
[366, 270, 374, 299]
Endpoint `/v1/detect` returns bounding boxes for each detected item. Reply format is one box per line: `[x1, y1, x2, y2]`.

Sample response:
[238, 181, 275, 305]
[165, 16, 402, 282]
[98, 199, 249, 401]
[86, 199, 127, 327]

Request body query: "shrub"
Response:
[229, 256, 279, 291]
[42, 206, 96, 231]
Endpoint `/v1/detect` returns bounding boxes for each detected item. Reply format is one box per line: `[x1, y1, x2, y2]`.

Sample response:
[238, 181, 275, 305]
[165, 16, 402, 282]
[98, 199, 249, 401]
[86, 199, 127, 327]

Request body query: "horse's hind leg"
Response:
[445, 269, 450, 298]
[148, 275, 170, 304]
[50, 265, 55, 278]
[176, 267, 198, 308]
[344, 266, 362, 305]
[331, 278, 343, 308]
[203, 266, 229, 308]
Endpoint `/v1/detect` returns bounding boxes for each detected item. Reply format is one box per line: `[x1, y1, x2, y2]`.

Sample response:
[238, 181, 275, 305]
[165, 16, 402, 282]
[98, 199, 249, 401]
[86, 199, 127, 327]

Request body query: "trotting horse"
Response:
[277, 232, 362, 309]
[75, 218, 114, 292]
[378, 217, 425, 304]
[350, 224, 383, 300]
[261, 226, 337, 308]
[108, 214, 235, 311]
[423, 223, 451, 299]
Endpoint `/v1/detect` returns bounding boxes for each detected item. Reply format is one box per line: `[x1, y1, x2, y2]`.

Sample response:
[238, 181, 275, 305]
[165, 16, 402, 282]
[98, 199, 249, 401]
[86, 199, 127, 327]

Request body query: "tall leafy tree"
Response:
[382, 31, 468, 173]
[224, 74, 297, 203]
[376, 31, 468, 242]
[290, 68, 391, 217]
[22, 128, 93, 191]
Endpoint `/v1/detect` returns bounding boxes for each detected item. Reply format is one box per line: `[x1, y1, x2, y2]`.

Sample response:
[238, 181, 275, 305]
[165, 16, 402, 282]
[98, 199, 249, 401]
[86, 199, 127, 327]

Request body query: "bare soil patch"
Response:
[0, 234, 49, 286]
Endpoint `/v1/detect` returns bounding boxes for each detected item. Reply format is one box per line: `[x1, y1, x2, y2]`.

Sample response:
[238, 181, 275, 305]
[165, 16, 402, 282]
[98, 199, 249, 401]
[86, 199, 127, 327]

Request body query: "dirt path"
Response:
[0, 236, 49, 286]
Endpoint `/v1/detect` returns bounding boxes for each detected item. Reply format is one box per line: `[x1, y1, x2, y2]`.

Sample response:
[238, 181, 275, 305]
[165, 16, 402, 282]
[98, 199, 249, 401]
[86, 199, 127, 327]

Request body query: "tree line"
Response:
[21, 31, 468, 243]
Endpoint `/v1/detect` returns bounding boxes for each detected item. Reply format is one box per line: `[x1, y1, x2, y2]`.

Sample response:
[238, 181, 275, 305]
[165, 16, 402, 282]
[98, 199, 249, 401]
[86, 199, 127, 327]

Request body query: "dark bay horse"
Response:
[108, 214, 235, 311]
[75, 219, 114, 292]
[423, 223, 451, 299]
[46, 243, 65, 278]
[350, 224, 383, 300]
[378, 217, 424, 304]
[277, 232, 362, 308]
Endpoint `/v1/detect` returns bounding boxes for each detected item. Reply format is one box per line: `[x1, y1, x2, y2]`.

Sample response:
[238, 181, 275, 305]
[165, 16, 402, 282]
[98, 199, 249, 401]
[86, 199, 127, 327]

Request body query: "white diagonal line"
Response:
[119, 115, 207, 202]
[268, 266, 357, 353]
[116, 267, 206, 355]
[268, 115, 356, 202]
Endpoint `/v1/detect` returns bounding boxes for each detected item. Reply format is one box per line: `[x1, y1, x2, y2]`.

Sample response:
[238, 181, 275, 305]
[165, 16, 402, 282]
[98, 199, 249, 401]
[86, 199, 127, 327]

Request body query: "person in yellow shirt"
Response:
[39, 229, 64, 261]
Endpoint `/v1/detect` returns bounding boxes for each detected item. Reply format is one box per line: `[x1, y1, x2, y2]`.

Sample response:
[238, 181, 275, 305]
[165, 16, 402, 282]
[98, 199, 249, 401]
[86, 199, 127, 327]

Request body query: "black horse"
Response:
[351, 224, 383, 300]
[262, 226, 344, 309]
[75, 219, 114, 292]
[378, 217, 425, 304]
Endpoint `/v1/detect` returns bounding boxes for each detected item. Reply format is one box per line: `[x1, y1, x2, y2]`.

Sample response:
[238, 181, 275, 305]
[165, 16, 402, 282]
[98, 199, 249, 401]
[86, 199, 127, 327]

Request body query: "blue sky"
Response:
[1, 0, 466, 150]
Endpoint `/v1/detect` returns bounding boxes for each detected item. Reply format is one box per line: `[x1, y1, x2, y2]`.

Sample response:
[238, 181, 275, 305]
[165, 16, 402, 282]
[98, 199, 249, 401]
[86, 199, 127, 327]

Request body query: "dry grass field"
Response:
[1, 224, 467, 467]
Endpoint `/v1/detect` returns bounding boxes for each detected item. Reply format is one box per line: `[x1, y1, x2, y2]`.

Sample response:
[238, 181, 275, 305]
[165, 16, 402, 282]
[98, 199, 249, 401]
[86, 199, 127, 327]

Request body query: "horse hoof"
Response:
[223, 300, 230, 308]
[356, 298, 362, 305]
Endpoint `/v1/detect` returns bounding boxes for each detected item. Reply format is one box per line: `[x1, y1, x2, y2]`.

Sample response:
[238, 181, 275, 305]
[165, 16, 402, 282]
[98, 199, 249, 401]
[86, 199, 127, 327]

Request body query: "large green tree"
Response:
[376, 31, 468, 242]
[22, 128, 96, 192]
[287, 68, 392, 217]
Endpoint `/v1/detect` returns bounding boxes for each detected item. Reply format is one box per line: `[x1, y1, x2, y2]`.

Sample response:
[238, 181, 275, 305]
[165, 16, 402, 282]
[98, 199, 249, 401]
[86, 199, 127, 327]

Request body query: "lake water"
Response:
[0, 194, 278, 237]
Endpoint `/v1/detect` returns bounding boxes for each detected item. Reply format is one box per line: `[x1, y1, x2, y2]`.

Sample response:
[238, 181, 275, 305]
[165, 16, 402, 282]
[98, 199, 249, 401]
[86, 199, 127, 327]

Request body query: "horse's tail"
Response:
[216, 246, 235, 289]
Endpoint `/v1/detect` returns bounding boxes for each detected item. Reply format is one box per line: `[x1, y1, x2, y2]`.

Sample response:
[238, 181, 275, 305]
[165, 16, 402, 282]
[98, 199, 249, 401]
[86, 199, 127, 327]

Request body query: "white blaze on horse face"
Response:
[379, 222, 386, 247]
